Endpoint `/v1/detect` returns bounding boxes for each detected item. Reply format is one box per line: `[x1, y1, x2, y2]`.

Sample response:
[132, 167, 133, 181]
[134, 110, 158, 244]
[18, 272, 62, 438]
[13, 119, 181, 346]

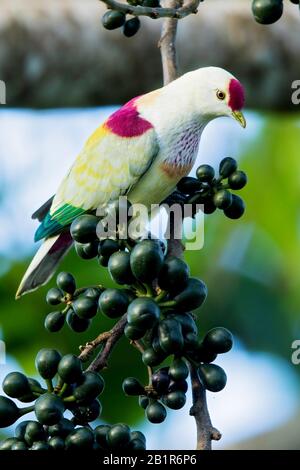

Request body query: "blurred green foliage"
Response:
[1, 112, 300, 425]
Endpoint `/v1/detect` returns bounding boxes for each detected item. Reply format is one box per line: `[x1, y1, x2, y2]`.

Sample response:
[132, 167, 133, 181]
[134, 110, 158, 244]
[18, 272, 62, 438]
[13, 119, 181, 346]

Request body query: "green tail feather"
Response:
[34, 204, 85, 241]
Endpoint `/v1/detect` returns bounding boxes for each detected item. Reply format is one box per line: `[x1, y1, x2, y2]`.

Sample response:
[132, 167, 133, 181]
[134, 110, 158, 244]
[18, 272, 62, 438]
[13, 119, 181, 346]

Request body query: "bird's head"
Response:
[176, 67, 246, 128]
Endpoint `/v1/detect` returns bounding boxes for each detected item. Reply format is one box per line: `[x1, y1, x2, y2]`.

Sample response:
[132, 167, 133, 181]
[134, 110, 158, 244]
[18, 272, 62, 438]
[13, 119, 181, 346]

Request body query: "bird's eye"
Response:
[216, 90, 226, 101]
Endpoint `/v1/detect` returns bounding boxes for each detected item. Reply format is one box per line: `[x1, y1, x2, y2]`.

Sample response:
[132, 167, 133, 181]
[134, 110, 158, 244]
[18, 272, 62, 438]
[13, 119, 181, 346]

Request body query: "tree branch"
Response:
[99, 0, 200, 19]
[79, 314, 127, 370]
[158, 4, 219, 450]
[189, 364, 221, 450]
[158, 0, 182, 85]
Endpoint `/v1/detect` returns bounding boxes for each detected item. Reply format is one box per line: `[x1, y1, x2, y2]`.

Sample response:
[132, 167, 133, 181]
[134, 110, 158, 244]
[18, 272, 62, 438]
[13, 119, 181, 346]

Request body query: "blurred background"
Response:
[1, 0, 300, 449]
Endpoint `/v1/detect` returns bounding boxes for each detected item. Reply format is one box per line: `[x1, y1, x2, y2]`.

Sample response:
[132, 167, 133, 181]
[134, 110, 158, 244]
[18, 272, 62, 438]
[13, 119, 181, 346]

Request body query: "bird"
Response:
[16, 66, 246, 299]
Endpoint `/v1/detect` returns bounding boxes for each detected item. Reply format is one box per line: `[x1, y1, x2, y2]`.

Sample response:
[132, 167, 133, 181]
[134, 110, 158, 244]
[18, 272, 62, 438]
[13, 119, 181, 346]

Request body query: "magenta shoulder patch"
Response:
[228, 79, 245, 111]
[105, 97, 153, 138]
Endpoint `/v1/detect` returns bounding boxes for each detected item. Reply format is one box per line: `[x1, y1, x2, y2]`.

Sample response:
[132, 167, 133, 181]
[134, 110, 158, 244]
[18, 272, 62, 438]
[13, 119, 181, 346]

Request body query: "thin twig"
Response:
[79, 314, 127, 368]
[99, 0, 200, 19]
[189, 364, 221, 450]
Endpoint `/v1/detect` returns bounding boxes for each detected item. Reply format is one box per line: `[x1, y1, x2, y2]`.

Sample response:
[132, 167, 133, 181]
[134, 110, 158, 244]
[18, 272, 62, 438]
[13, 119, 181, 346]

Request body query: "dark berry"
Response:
[199, 364, 227, 392]
[70, 215, 99, 243]
[130, 240, 164, 283]
[99, 288, 129, 319]
[123, 17, 141, 37]
[35, 349, 61, 380]
[56, 272, 76, 294]
[223, 194, 245, 219]
[228, 170, 247, 190]
[146, 401, 166, 424]
[34, 393, 65, 425]
[128, 297, 160, 330]
[102, 11, 126, 30]
[203, 327, 233, 354]
[44, 311, 65, 332]
[196, 165, 215, 182]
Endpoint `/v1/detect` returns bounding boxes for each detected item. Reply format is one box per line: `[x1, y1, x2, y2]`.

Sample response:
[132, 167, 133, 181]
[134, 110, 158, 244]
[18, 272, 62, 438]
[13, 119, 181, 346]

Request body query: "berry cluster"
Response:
[0, 420, 145, 451]
[178, 157, 247, 219]
[0, 349, 146, 450]
[252, 0, 299, 25]
[122, 326, 232, 423]
[101, 0, 163, 37]
[102, 11, 141, 38]
[45, 272, 103, 333]
[0, 349, 104, 428]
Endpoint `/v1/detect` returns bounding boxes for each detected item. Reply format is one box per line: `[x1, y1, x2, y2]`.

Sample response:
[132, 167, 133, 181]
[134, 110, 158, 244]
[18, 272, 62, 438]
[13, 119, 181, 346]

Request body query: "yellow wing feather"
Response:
[50, 123, 159, 215]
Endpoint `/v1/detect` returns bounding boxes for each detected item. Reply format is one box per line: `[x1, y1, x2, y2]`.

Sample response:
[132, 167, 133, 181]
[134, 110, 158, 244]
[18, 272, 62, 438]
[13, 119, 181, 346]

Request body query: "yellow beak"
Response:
[232, 110, 246, 128]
